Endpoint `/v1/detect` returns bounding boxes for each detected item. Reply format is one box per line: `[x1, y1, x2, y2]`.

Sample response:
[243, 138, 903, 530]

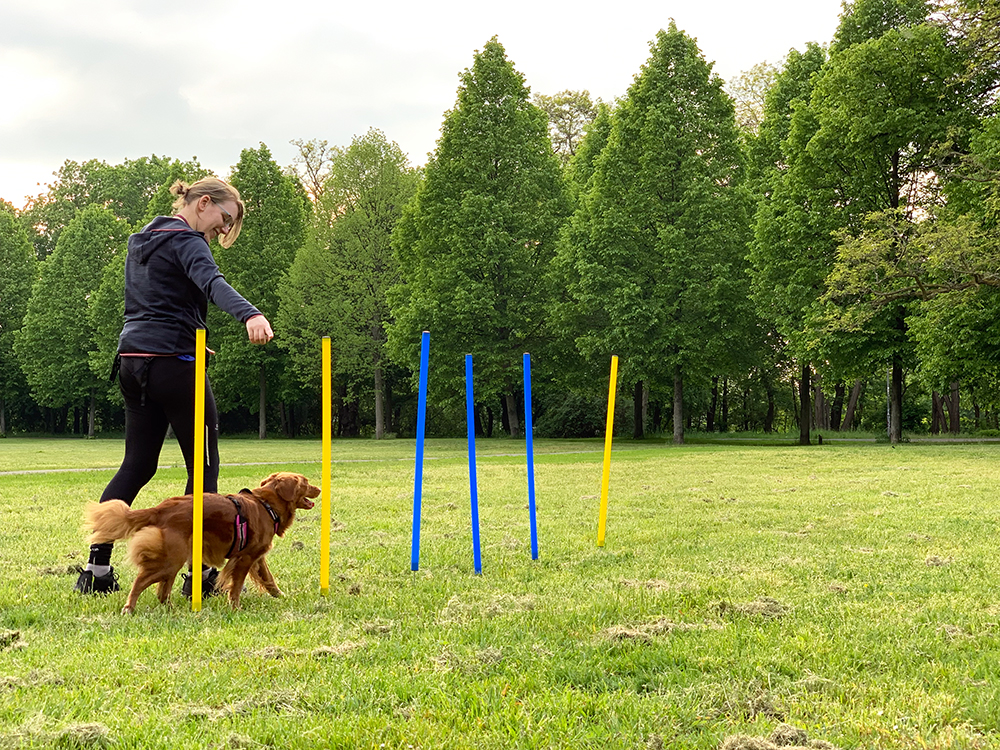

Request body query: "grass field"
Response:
[2, 436, 1000, 749]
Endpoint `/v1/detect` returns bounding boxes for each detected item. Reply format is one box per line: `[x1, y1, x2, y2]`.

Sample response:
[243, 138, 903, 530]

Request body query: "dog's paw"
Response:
[121, 605, 135, 616]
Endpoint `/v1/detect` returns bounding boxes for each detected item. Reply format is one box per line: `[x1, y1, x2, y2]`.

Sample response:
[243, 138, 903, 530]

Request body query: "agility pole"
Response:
[191, 328, 207, 610]
[466, 354, 482, 574]
[524, 353, 538, 560]
[410, 331, 430, 571]
[320, 337, 332, 595]
[596, 355, 619, 547]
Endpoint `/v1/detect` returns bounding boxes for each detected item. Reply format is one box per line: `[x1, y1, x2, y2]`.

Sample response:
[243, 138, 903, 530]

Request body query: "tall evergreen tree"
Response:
[387, 37, 570, 435]
[557, 23, 750, 444]
[14, 205, 128, 435]
[278, 129, 419, 438]
[212, 144, 308, 438]
[0, 207, 36, 434]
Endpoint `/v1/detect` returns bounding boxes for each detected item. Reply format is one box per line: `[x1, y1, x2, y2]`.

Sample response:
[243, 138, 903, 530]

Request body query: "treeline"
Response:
[1, 0, 998, 443]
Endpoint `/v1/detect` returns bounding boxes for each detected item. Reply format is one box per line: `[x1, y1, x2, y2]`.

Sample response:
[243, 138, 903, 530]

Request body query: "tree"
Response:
[212, 144, 308, 438]
[558, 24, 750, 444]
[14, 205, 128, 435]
[747, 43, 834, 445]
[387, 37, 570, 436]
[565, 102, 613, 195]
[19, 156, 201, 259]
[278, 129, 420, 438]
[288, 138, 339, 202]
[803, 1, 974, 443]
[727, 60, 779, 134]
[0, 207, 36, 434]
[533, 90, 599, 167]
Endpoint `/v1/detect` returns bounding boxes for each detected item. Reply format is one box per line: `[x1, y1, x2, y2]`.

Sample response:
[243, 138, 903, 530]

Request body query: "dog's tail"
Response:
[85, 500, 156, 544]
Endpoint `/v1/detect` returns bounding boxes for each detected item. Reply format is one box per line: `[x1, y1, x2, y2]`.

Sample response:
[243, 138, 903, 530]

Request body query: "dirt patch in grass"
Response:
[1, 670, 63, 690]
[0, 717, 110, 749]
[719, 722, 839, 749]
[702, 683, 785, 722]
[431, 646, 505, 674]
[177, 689, 306, 723]
[312, 641, 364, 658]
[603, 619, 725, 643]
[0, 630, 26, 651]
[925, 555, 953, 566]
[438, 593, 536, 624]
[712, 597, 790, 619]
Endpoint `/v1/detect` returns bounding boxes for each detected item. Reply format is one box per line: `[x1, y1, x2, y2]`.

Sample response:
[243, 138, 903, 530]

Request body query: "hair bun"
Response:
[169, 179, 189, 198]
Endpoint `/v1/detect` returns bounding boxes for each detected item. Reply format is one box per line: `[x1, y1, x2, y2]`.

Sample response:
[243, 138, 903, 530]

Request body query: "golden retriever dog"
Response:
[84, 472, 320, 614]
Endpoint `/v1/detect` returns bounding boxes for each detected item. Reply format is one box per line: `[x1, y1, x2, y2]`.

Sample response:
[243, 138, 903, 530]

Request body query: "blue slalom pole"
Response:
[524, 353, 538, 560]
[466, 354, 482, 574]
[411, 331, 430, 572]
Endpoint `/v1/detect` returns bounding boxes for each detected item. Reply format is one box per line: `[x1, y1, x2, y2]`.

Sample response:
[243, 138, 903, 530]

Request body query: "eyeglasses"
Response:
[213, 200, 234, 232]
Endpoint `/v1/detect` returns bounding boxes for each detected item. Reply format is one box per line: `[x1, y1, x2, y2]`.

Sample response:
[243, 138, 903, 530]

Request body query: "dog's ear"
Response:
[264, 472, 304, 504]
[259, 472, 281, 489]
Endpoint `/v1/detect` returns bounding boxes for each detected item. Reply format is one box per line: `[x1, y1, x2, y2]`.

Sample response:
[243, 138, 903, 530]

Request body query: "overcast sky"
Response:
[0, 0, 844, 209]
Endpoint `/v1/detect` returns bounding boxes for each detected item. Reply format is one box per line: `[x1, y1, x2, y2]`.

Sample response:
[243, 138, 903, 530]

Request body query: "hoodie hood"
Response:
[128, 215, 204, 265]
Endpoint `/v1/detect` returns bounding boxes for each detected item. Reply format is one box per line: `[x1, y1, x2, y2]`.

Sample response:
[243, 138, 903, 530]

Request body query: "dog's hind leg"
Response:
[155, 565, 184, 605]
[122, 570, 162, 615]
[249, 556, 283, 598]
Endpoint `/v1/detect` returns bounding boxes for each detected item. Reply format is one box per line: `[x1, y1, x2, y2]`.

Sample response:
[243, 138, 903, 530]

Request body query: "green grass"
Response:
[2, 437, 1000, 748]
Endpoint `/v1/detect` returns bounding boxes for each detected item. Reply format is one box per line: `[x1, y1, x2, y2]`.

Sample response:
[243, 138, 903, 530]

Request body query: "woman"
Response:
[75, 177, 274, 595]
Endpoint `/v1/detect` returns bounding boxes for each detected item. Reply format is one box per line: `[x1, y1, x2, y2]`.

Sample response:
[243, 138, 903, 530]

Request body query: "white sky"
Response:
[0, 0, 844, 210]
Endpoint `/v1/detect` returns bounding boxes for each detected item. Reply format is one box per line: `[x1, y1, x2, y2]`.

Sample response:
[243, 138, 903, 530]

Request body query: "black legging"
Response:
[89, 355, 219, 567]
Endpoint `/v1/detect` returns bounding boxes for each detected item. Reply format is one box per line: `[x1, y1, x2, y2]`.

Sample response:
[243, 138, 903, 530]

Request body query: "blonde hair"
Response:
[170, 177, 245, 248]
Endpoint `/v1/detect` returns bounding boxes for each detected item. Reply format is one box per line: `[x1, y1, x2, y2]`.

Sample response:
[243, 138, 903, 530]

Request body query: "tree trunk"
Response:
[88, 388, 96, 439]
[374, 364, 385, 440]
[258, 365, 267, 440]
[831, 381, 845, 431]
[764, 377, 775, 434]
[813, 382, 825, 432]
[474, 404, 485, 437]
[633, 380, 644, 439]
[799, 361, 811, 446]
[642, 383, 649, 435]
[889, 358, 903, 444]
[931, 391, 943, 435]
[707, 376, 718, 432]
[485, 406, 494, 438]
[0, 396, 6, 435]
[721, 377, 730, 432]
[842, 380, 862, 431]
[673, 370, 684, 445]
[505, 393, 520, 437]
[499, 397, 510, 436]
[949, 381, 960, 434]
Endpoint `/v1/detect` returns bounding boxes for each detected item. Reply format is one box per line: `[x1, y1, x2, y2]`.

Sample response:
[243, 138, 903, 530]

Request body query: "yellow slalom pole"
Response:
[192, 328, 206, 611]
[320, 337, 332, 595]
[597, 355, 618, 547]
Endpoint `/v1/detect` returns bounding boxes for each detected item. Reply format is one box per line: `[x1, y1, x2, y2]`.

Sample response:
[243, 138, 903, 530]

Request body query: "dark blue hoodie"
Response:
[118, 215, 262, 355]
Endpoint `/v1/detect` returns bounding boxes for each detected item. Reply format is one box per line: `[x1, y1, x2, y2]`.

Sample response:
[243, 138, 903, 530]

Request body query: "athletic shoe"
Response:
[182, 568, 220, 599]
[73, 566, 120, 595]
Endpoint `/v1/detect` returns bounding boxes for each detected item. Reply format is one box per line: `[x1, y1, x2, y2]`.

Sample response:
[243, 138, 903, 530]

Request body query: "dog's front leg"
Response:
[250, 556, 283, 598]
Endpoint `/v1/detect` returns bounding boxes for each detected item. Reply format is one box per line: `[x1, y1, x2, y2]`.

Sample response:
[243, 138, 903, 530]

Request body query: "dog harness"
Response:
[225, 489, 281, 557]
[226, 495, 250, 557]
